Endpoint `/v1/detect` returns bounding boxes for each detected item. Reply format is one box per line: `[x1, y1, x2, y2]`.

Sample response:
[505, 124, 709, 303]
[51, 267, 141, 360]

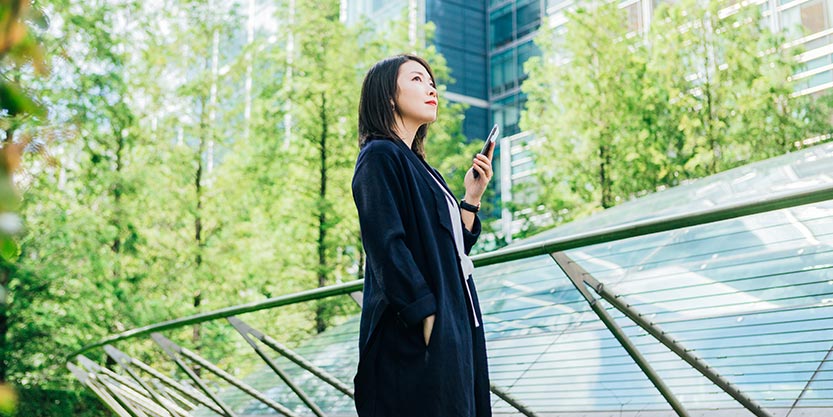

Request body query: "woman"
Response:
[351, 54, 493, 417]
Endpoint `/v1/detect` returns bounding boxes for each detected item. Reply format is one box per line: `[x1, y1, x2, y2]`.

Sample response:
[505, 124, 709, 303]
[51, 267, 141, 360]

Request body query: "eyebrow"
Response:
[409, 71, 434, 83]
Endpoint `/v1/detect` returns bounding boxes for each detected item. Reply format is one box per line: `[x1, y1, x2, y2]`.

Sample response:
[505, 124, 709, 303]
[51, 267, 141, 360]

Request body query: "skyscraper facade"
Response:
[344, 0, 489, 141]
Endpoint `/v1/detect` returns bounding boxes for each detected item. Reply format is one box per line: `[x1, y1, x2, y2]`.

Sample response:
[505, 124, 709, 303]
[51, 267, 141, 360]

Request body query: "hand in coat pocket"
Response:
[423, 314, 436, 346]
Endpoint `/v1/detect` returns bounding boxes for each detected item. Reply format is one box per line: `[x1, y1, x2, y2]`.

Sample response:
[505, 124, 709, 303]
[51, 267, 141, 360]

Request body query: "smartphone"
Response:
[474, 124, 499, 179]
[480, 124, 499, 155]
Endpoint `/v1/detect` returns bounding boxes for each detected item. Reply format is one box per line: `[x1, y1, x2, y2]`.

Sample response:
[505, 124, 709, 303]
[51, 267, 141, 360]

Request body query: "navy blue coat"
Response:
[352, 137, 491, 417]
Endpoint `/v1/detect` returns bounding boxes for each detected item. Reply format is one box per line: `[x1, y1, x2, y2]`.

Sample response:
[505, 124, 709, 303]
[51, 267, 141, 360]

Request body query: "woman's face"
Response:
[394, 60, 438, 128]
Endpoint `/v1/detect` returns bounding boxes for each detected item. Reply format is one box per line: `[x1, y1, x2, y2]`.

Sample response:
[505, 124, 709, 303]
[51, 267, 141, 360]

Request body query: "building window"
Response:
[624, 1, 643, 33]
[491, 4, 514, 49]
[798, 69, 833, 90]
[517, 41, 539, 85]
[803, 53, 833, 72]
[491, 48, 517, 95]
[802, 0, 829, 33]
[516, 0, 542, 39]
[781, 0, 832, 41]
[493, 95, 522, 137]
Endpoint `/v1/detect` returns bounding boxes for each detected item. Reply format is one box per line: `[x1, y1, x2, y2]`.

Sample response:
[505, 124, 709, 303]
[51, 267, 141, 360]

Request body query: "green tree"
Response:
[651, 0, 833, 176]
[2, 0, 472, 398]
[523, 0, 833, 228]
[6, 0, 142, 387]
[122, 0, 256, 365]
[523, 1, 649, 219]
[0, 3, 50, 397]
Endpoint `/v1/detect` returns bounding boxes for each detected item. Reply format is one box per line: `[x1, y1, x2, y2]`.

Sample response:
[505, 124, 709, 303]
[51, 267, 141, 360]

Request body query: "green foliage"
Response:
[522, 0, 833, 228]
[3, 0, 468, 407]
[5, 0, 150, 387]
[13, 388, 106, 417]
[0, 0, 48, 118]
[523, 1, 648, 217]
[0, 3, 49, 279]
[1, 4, 53, 405]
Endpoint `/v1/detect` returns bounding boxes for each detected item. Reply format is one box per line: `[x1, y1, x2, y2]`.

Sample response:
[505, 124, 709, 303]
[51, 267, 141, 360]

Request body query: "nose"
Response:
[428, 85, 436, 96]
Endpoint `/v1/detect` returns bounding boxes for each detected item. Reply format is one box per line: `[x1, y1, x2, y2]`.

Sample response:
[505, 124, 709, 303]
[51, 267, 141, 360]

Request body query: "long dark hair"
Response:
[358, 54, 436, 159]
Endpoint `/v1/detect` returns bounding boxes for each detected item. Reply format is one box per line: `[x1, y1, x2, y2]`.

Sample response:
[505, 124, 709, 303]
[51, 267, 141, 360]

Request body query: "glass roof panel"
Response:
[196, 144, 833, 416]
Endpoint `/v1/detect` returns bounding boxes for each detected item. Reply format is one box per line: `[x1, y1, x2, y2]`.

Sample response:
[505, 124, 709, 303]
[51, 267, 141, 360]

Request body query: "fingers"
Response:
[472, 161, 491, 181]
[472, 154, 493, 180]
[472, 163, 486, 180]
[423, 315, 435, 346]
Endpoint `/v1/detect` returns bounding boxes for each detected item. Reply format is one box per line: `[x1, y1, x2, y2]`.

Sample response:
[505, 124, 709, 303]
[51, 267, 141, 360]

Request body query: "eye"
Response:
[413, 75, 422, 82]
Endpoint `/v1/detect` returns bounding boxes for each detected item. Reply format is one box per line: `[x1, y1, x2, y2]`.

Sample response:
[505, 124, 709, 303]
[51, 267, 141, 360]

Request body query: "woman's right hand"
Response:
[423, 314, 436, 346]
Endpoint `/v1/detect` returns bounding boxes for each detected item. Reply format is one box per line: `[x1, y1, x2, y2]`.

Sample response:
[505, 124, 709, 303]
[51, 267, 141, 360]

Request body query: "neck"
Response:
[393, 117, 419, 149]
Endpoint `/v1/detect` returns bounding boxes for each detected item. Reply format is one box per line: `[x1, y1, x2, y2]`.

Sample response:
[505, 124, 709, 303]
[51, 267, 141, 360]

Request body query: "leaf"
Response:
[0, 81, 45, 117]
[0, 236, 20, 262]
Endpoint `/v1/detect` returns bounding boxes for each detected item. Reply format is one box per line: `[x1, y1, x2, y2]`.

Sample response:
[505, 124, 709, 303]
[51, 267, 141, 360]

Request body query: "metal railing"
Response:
[67, 182, 833, 417]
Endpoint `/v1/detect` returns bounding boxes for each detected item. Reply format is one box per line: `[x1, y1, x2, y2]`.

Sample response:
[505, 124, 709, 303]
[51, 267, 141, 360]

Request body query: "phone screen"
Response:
[480, 124, 499, 155]
[474, 124, 500, 179]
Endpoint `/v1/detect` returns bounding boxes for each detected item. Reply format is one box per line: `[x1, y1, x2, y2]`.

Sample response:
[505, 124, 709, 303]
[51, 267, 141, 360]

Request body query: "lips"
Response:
[425, 100, 437, 106]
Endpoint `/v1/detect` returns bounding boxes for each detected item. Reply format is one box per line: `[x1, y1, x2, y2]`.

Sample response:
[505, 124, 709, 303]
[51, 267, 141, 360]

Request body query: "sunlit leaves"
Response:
[522, 0, 833, 230]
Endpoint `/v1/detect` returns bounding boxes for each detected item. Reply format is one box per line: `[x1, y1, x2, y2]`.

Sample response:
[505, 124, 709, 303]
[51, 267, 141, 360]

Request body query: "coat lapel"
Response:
[430, 166, 456, 201]
[392, 139, 456, 239]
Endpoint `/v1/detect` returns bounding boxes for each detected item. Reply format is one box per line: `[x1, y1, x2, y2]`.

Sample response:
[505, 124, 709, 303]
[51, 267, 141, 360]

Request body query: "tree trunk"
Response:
[193, 51, 210, 352]
[701, 14, 718, 175]
[193, 110, 206, 353]
[195, 133, 204, 274]
[111, 116, 125, 257]
[106, 131, 123, 370]
[316, 93, 328, 334]
[599, 144, 612, 209]
[192, 290, 202, 376]
[591, 53, 613, 210]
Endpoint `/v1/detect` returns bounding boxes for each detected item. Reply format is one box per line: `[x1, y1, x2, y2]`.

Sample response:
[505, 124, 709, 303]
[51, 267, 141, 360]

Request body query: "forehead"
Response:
[398, 60, 432, 80]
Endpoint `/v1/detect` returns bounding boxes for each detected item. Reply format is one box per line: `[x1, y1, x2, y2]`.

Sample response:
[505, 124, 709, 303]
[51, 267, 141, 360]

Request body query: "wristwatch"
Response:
[459, 200, 480, 213]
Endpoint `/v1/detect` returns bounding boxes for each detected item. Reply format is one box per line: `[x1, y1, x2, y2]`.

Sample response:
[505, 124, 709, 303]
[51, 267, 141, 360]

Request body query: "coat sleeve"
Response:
[353, 151, 436, 328]
[462, 214, 481, 255]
